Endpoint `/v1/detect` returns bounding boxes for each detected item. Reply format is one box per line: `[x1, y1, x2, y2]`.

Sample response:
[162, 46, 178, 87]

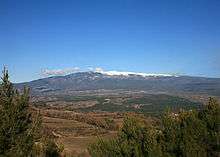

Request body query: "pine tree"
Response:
[0, 68, 40, 156]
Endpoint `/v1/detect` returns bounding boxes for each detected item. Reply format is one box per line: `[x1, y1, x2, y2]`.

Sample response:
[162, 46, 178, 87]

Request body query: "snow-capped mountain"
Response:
[15, 71, 220, 96]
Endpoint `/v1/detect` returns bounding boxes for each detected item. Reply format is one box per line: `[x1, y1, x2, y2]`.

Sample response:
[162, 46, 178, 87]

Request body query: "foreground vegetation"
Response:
[89, 98, 220, 157]
[0, 68, 62, 157]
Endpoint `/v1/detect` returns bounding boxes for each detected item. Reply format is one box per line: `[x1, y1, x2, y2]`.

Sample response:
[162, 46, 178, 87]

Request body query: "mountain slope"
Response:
[16, 72, 220, 96]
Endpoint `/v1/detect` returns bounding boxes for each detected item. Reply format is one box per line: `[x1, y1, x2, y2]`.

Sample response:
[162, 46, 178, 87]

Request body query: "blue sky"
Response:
[0, 0, 220, 82]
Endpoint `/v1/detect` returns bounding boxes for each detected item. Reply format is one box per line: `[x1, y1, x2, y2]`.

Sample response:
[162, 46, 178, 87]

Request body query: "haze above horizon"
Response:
[1, 0, 220, 82]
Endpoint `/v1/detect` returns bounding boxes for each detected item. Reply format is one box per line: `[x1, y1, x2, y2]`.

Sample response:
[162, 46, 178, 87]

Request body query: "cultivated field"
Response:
[39, 109, 122, 156]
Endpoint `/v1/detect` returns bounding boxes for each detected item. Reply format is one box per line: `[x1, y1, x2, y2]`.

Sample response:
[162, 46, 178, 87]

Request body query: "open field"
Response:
[39, 109, 122, 156]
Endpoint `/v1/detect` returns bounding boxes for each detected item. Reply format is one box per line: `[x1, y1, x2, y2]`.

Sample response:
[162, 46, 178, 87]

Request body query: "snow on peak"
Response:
[93, 69, 177, 77]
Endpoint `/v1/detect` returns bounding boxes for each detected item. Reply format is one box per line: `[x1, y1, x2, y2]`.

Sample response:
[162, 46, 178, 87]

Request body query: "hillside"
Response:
[16, 71, 220, 96]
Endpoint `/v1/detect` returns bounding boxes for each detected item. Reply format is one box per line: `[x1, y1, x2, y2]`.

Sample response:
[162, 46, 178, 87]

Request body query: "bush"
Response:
[89, 116, 163, 157]
[44, 138, 62, 157]
[32, 137, 63, 157]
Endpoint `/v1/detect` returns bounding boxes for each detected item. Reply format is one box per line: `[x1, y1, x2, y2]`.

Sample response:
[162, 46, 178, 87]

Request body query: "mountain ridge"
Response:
[15, 71, 220, 96]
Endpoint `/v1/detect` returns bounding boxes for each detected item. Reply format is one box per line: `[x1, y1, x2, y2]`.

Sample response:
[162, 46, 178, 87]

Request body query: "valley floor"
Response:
[41, 110, 121, 156]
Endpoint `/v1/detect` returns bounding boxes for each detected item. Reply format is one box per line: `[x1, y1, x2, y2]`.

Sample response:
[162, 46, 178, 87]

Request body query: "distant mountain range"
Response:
[16, 71, 220, 96]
